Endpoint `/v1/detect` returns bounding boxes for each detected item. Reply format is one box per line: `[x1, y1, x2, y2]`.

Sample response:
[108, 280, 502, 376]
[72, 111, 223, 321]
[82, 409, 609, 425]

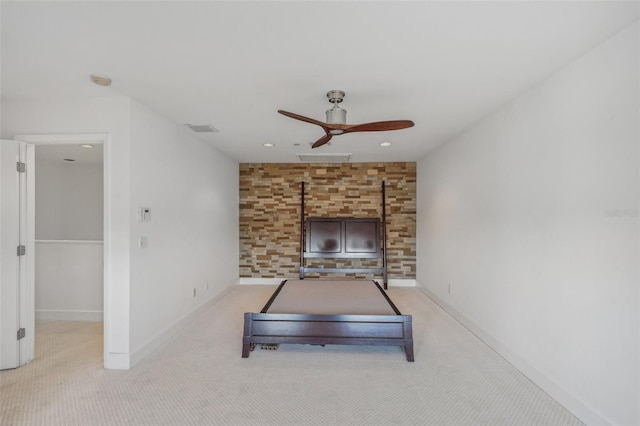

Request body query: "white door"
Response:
[0, 139, 26, 370]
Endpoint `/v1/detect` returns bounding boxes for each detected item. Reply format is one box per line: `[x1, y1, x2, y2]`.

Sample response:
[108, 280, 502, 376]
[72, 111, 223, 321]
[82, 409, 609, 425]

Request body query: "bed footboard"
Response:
[242, 312, 414, 362]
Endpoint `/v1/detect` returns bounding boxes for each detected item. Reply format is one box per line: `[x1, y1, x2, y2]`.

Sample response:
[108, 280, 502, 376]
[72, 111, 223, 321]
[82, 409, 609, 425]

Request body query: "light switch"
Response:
[139, 236, 148, 250]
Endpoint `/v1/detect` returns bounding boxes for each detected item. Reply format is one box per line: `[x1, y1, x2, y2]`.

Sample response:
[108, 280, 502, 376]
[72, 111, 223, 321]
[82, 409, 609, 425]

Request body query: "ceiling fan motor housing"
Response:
[326, 89, 347, 124]
[326, 105, 347, 124]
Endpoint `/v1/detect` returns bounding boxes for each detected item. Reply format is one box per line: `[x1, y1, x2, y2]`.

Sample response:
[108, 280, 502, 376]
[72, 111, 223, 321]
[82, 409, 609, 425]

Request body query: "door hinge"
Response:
[16, 162, 26, 173]
[17, 328, 25, 340]
[17, 245, 26, 256]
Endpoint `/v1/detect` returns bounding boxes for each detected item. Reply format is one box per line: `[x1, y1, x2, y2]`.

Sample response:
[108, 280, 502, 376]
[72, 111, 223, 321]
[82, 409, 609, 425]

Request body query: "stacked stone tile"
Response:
[239, 163, 416, 280]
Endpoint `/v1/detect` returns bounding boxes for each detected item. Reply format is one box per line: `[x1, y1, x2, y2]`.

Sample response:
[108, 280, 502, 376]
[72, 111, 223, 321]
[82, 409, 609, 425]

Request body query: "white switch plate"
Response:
[139, 236, 148, 249]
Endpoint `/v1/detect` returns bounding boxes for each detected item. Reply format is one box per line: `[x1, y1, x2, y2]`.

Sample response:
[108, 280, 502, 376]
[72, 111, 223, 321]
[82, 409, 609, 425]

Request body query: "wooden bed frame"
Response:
[242, 279, 414, 362]
[242, 182, 414, 362]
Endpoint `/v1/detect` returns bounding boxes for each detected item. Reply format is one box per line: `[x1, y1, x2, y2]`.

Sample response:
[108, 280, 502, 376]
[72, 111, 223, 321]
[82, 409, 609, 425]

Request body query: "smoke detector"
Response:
[90, 74, 112, 86]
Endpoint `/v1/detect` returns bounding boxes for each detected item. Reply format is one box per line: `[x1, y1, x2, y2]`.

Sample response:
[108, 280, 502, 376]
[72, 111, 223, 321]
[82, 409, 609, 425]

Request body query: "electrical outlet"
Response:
[192, 288, 196, 298]
[447, 283, 452, 294]
[204, 281, 209, 290]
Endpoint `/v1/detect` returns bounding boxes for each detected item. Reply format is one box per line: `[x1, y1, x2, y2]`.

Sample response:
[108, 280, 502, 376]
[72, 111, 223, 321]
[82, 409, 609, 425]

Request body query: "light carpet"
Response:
[0, 285, 582, 425]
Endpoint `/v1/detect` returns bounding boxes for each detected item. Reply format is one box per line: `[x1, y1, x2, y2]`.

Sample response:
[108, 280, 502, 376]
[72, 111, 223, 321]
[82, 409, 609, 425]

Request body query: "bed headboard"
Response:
[305, 218, 380, 258]
[299, 182, 388, 288]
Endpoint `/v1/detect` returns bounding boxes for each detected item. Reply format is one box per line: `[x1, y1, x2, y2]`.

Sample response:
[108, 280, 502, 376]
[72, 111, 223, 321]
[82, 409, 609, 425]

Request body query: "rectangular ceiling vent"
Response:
[297, 153, 352, 163]
[185, 124, 219, 133]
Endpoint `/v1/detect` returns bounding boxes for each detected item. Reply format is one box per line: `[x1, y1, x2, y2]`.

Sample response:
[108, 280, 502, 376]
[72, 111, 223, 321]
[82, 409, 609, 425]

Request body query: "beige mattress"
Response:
[265, 279, 397, 316]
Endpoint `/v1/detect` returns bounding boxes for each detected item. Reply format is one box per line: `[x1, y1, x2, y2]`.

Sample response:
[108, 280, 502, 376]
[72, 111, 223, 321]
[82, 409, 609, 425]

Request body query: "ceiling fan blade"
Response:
[312, 133, 333, 148]
[278, 110, 329, 129]
[345, 120, 415, 133]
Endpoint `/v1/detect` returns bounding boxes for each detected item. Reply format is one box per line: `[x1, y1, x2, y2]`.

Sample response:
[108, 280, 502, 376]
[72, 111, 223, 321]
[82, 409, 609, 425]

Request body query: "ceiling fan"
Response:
[278, 90, 415, 148]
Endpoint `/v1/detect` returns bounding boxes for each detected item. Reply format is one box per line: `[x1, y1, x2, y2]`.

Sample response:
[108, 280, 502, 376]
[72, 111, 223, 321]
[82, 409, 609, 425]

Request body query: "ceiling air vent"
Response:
[185, 124, 219, 133]
[297, 153, 351, 163]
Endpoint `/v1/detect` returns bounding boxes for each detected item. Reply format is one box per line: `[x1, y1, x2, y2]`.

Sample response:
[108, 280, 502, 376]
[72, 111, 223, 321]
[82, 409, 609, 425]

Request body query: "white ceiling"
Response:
[2, 1, 638, 163]
[35, 144, 104, 165]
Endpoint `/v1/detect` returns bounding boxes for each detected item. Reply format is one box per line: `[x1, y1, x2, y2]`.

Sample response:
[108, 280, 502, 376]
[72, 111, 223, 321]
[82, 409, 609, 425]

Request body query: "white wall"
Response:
[417, 23, 638, 426]
[35, 156, 103, 240]
[128, 100, 239, 359]
[35, 241, 103, 321]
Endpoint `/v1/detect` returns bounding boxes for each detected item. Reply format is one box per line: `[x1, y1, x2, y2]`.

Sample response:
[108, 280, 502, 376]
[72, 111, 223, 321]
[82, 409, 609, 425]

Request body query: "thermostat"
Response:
[138, 207, 151, 222]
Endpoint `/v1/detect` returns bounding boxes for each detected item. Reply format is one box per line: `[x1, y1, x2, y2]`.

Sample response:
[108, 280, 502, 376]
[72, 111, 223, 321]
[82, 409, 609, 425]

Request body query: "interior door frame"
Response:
[14, 133, 109, 366]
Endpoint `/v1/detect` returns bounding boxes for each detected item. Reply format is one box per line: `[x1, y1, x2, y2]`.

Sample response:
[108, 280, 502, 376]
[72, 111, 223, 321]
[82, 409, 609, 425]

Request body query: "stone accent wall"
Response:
[239, 163, 416, 280]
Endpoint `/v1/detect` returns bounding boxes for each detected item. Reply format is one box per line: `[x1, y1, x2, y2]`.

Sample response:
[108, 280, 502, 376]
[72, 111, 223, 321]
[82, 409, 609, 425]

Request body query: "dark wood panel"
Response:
[303, 253, 383, 259]
[301, 267, 385, 274]
[345, 221, 378, 253]
[249, 312, 407, 323]
[252, 320, 404, 339]
[308, 220, 342, 253]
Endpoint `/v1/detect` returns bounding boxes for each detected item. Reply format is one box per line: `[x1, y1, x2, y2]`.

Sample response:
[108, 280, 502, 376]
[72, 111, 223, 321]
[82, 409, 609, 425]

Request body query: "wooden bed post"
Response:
[382, 181, 388, 289]
[300, 181, 305, 280]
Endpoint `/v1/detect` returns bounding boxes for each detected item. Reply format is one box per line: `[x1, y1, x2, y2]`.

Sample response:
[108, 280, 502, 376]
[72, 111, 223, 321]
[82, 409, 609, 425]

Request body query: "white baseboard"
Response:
[387, 279, 415, 287]
[36, 309, 103, 322]
[238, 277, 416, 286]
[128, 283, 236, 369]
[415, 282, 609, 426]
[238, 277, 288, 285]
[104, 352, 130, 370]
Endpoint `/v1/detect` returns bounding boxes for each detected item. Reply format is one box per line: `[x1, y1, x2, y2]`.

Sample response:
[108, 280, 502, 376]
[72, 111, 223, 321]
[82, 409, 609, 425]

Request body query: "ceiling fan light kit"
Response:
[278, 90, 414, 148]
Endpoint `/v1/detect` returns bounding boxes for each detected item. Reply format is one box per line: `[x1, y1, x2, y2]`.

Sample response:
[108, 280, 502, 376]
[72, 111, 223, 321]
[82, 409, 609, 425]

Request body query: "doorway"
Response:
[13, 133, 110, 368]
[33, 143, 104, 363]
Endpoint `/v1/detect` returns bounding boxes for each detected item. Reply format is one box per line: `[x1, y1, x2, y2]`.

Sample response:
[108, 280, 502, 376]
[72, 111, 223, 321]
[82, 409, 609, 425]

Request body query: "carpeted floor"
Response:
[0, 285, 582, 425]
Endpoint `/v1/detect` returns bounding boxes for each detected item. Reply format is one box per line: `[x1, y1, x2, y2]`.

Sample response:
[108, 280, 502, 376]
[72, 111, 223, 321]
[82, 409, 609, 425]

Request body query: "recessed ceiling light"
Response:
[380, 142, 392, 147]
[90, 74, 112, 87]
[80, 144, 94, 149]
[263, 143, 275, 147]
